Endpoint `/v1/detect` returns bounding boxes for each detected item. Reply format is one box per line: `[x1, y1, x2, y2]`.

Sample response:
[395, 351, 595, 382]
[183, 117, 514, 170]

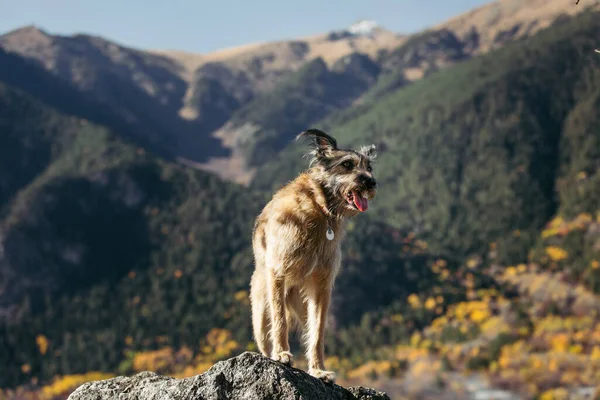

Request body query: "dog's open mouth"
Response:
[346, 191, 369, 212]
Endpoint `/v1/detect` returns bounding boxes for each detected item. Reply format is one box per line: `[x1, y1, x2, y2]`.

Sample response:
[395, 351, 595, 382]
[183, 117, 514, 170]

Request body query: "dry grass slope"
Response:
[435, 0, 600, 52]
[152, 27, 404, 120]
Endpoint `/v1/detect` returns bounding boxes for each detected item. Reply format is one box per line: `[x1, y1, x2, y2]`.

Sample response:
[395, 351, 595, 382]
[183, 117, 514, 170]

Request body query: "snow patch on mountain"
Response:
[348, 20, 379, 36]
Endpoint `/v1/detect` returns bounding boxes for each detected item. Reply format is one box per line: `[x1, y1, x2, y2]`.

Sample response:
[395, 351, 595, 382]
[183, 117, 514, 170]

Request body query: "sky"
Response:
[1, 0, 493, 53]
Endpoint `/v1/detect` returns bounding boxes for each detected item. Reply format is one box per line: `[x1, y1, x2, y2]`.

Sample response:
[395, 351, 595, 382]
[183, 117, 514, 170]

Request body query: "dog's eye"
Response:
[342, 161, 353, 169]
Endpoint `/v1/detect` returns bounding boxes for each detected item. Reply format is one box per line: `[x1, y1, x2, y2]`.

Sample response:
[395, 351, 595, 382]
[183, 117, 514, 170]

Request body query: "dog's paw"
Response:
[309, 368, 336, 383]
[272, 351, 294, 367]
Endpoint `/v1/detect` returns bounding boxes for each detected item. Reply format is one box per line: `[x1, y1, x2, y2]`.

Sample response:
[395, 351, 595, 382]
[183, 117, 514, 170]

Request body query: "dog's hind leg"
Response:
[250, 271, 272, 357]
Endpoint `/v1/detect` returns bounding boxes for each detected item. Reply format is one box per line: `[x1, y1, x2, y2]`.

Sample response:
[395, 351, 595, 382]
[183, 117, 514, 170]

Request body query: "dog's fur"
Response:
[249, 129, 377, 382]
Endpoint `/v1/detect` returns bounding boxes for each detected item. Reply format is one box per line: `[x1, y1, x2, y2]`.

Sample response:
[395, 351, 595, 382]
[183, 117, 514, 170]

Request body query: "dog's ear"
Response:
[359, 144, 377, 161]
[296, 129, 338, 155]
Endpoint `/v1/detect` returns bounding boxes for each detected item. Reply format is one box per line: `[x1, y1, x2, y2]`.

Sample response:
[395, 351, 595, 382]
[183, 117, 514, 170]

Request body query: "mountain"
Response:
[4, 1, 596, 186]
[0, 47, 186, 160]
[252, 8, 600, 264]
[0, 26, 185, 112]
[196, 55, 381, 183]
[0, 26, 227, 163]
[435, 0, 600, 53]
[0, 23, 403, 171]
[145, 23, 404, 178]
[174, 0, 600, 184]
[152, 19, 401, 120]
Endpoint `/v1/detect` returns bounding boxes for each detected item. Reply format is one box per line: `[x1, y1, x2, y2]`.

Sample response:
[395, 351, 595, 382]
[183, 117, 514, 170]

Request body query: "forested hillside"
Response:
[0, 81, 259, 385]
[0, 80, 450, 390]
[253, 9, 600, 265]
[0, 48, 183, 159]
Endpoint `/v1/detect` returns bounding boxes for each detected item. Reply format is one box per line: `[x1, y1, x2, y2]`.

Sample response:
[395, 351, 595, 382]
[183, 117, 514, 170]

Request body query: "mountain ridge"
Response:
[1, 0, 593, 185]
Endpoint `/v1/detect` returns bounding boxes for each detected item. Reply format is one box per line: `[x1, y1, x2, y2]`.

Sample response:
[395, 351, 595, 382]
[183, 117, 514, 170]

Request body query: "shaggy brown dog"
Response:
[249, 129, 377, 382]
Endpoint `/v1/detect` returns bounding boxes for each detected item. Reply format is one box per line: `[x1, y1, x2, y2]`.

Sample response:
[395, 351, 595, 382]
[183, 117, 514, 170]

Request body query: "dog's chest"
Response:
[302, 240, 340, 277]
[304, 223, 343, 267]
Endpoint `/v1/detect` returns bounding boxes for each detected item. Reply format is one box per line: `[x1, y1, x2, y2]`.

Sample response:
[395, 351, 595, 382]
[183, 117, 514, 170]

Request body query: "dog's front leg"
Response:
[306, 282, 336, 383]
[267, 268, 293, 366]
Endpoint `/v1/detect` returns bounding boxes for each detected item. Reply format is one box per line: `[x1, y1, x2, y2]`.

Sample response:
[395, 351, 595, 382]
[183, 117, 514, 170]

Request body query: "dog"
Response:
[249, 128, 377, 382]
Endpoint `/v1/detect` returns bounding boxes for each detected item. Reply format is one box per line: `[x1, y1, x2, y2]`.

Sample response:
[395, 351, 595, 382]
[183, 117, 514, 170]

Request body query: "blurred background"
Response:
[1, 0, 600, 399]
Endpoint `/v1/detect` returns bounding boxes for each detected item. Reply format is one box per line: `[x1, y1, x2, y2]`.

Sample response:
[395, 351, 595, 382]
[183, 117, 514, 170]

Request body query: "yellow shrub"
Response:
[542, 227, 560, 239]
[560, 370, 580, 385]
[410, 332, 421, 347]
[132, 347, 174, 372]
[546, 247, 568, 262]
[551, 334, 570, 353]
[549, 216, 564, 228]
[200, 328, 239, 362]
[234, 290, 249, 304]
[548, 358, 558, 372]
[540, 387, 570, 400]
[480, 316, 510, 335]
[347, 360, 393, 380]
[407, 294, 420, 308]
[391, 314, 404, 323]
[36, 335, 49, 355]
[42, 372, 114, 398]
[569, 344, 583, 354]
[424, 297, 437, 310]
[470, 308, 490, 323]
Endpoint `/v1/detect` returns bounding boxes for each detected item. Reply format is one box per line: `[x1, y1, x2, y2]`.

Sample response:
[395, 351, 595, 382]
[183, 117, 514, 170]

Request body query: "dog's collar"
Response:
[317, 203, 336, 241]
[318, 203, 333, 218]
[309, 179, 337, 240]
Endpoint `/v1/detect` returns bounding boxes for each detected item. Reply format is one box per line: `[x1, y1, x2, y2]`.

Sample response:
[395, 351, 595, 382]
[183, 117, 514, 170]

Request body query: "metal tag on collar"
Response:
[326, 226, 335, 241]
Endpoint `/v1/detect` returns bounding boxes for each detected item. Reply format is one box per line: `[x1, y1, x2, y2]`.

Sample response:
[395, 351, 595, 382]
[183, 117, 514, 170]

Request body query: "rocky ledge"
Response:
[67, 351, 389, 400]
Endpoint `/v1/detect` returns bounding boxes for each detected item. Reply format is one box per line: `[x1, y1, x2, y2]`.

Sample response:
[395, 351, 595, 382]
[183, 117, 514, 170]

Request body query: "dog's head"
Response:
[297, 128, 377, 216]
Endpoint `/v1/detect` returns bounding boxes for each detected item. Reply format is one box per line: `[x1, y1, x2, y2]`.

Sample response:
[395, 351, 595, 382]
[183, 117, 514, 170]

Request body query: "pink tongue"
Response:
[353, 191, 368, 212]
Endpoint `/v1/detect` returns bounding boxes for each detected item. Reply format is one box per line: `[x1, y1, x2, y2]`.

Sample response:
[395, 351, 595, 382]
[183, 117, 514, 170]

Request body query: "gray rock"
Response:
[67, 351, 390, 400]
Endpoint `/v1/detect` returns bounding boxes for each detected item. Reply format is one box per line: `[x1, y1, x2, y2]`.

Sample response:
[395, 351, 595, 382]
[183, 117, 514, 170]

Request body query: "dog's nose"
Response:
[366, 178, 377, 190]
[360, 175, 377, 190]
